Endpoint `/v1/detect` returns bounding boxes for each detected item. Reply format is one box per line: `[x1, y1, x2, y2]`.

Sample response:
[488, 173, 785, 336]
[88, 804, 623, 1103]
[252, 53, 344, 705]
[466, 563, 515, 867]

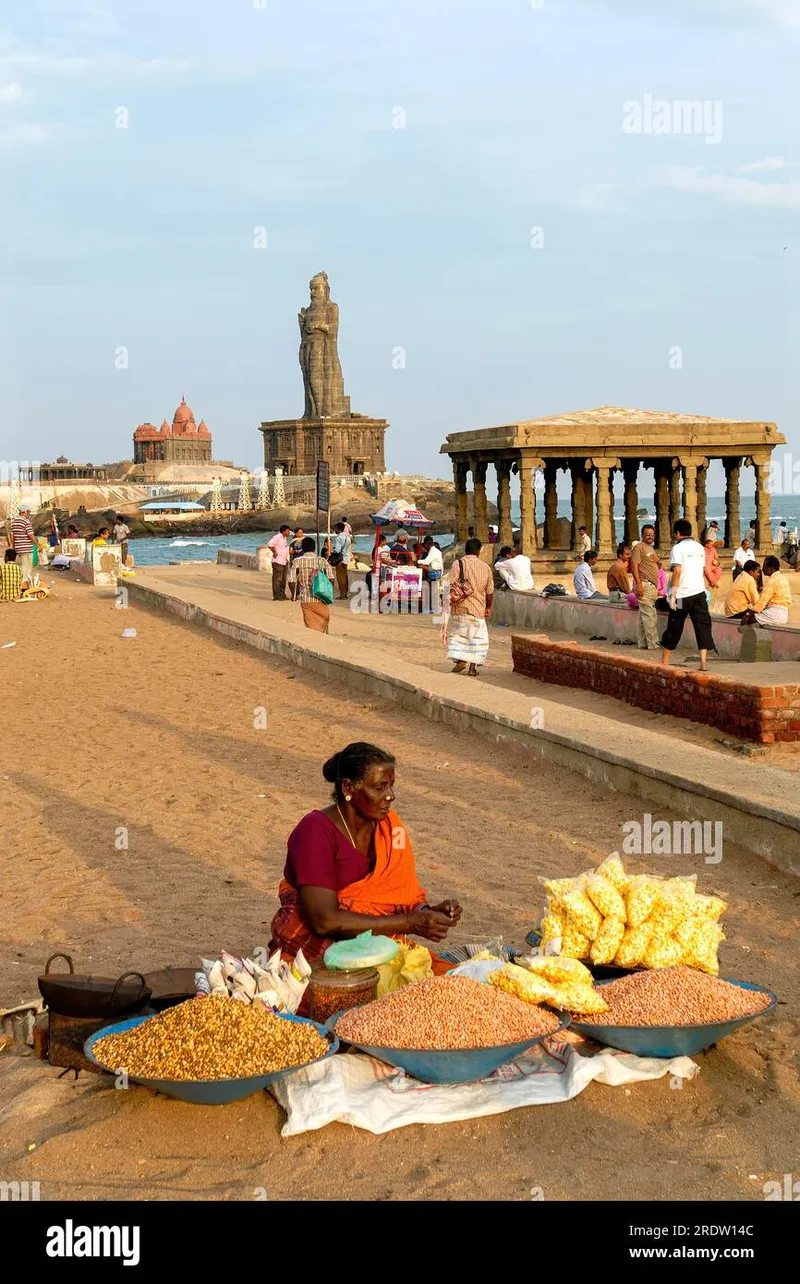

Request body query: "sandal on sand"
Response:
[451, 661, 467, 674]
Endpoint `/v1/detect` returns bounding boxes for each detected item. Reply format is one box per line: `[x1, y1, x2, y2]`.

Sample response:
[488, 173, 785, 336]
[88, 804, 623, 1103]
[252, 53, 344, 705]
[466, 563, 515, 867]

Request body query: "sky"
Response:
[0, 0, 798, 493]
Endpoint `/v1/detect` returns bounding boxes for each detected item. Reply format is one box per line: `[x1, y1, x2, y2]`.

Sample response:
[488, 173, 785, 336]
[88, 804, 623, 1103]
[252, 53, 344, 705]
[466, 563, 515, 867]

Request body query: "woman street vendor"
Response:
[270, 742, 461, 968]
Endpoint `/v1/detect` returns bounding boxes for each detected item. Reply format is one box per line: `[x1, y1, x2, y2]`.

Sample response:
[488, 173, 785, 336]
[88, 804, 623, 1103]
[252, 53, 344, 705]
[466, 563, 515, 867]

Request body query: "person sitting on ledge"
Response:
[723, 560, 760, 620]
[573, 549, 607, 600]
[495, 545, 534, 593]
[606, 543, 632, 601]
[748, 555, 791, 627]
[270, 742, 461, 967]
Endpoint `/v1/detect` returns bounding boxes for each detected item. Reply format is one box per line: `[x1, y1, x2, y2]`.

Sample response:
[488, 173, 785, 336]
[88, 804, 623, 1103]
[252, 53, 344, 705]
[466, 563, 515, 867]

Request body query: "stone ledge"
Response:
[512, 634, 800, 744]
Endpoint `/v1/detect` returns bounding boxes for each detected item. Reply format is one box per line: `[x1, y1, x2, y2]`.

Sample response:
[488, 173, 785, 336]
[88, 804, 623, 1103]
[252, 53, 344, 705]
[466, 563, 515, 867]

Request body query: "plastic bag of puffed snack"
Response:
[614, 919, 655, 968]
[585, 873, 626, 921]
[540, 907, 565, 951]
[562, 984, 609, 1015]
[519, 955, 593, 987]
[626, 875, 662, 928]
[656, 881, 697, 934]
[561, 885, 603, 939]
[540, 875, 581, 904]
[642, 934, 686, 970]
[595, 852, 630, 894]
[488, 964, 560, 1006]
[561, 921, 591, 960]
[677, 919, 724, 976]
[691, 894, 727, 922]
[590, 915, 626, 966]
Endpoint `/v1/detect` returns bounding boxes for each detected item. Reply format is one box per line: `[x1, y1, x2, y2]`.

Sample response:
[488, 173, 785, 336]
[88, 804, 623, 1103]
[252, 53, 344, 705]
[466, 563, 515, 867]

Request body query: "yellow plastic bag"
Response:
[562, 984, 609, 1015]
[590, 915, 626, 966]
[561, 922, 591, 960]
[540, 876, 580, 902]
[488, 964, 559, 1006]
[519, 955, 594, 987]
[679, 920, 725, 976]
[642, 934, 686, 970]
[626, 876, 662, 928]
[586, 873, 626, 921]
[691, 894, 727, 922]
[540, 908, 565, 949]
[376, 942, 433, 996]
[561, 885, 602, 939]
[595, 853, 630, 894]
[615, 919, 654, 967]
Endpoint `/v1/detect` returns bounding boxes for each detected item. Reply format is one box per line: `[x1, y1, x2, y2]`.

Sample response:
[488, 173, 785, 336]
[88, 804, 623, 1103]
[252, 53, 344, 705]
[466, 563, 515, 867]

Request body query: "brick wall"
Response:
[511, 635, 800, 744]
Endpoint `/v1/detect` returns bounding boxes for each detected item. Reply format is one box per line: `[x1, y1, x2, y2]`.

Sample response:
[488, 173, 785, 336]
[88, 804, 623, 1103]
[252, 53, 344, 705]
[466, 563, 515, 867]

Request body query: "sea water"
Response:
[126, 497, 800, 567]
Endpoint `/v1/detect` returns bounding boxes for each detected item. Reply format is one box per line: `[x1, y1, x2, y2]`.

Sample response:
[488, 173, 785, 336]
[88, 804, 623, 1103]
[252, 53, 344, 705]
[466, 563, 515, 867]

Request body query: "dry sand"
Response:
[0, 582, 797, 1201]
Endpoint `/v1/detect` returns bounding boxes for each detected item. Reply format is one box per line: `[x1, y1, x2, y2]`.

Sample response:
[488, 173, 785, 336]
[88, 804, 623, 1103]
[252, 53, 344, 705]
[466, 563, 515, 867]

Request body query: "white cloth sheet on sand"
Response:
[271, 1037, 699, 1136]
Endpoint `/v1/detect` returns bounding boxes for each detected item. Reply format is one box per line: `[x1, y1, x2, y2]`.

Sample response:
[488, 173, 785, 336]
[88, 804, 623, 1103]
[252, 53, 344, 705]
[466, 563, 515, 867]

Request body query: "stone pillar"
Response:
[753, 459, 772, 555]
[518, 453, 540, 557]
[655, 464, 670, 551]
[681, 462, 698, 537]
[570, 465, 586, 554]
[543, 462, 559, 548]
[623, 462, 639, 546]
[473, 460, 489, 544]
[584, 467, 594, 549]
[724, 458, 741, 549]
[591, 458, 619, 559]
[453, 459, 469, 541]
[496, 460, 513, 547]
[668, 464, 681, 531]
[696, 463, 708, 540]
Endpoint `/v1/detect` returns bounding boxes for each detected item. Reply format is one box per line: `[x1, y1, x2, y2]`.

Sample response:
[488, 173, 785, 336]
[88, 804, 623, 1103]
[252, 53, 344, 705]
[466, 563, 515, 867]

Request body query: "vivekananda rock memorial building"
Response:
[133, 397, 213, 467]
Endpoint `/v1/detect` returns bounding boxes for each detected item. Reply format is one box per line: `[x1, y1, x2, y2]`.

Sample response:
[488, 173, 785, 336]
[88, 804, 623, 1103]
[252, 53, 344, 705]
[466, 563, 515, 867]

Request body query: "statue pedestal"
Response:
[259, 416, 388, 477]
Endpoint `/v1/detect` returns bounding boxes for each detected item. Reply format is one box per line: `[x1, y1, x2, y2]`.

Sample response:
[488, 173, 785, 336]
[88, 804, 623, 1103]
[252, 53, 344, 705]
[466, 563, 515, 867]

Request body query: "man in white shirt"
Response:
[112, 515, 131, 565]
[573, 550, 606, 600]
[732, 537, 754, 578]
[578, 525, 592, 556]
[661, 520, 714, 671]
[495, 545, 534, 592]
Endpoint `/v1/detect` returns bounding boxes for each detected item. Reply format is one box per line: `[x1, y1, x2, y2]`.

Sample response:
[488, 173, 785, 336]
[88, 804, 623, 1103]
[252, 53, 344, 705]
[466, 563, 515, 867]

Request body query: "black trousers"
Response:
[662, 591, 715, 652]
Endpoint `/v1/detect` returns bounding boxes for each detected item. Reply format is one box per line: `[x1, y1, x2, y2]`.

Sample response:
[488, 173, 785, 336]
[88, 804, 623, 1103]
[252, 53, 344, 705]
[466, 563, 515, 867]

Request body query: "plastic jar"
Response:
[307, 967, 379, 1025]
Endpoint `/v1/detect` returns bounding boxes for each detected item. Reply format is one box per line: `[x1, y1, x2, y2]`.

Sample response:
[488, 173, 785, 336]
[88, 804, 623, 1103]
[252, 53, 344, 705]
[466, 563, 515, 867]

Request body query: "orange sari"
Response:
[269, 809, 449, 972]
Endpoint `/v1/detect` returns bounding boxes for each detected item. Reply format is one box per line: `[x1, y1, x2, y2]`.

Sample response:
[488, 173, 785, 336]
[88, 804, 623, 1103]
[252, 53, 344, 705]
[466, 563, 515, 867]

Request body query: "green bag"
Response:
[312, 569, 334, 604]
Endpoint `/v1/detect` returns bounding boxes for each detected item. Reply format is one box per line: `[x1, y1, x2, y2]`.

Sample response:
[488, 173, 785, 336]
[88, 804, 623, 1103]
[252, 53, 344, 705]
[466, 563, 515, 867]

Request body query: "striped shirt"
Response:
[0, 562, 23, 601]
[450, 554, 493, 617]
[287, 553, 334, 603]
[10, 516, 34, 554]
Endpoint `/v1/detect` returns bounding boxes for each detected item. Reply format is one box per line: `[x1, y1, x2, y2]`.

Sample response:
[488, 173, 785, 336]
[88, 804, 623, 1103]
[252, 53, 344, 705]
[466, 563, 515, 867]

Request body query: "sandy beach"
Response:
[0, 581, 797, 1201]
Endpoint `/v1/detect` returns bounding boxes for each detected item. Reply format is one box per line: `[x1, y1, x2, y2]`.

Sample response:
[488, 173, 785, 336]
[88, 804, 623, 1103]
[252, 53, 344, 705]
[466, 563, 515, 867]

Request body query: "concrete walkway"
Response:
[126, 562, 800, 873]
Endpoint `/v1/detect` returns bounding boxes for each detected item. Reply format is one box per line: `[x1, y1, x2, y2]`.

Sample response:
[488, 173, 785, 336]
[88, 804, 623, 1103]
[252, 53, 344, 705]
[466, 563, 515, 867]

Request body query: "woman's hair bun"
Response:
[322, 752, 341, 783]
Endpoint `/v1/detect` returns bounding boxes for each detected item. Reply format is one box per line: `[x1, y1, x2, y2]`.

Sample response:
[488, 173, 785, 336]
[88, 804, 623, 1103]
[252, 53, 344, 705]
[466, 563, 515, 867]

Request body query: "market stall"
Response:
[21, 854, 776, 1133]
[369, 499, 437, 609]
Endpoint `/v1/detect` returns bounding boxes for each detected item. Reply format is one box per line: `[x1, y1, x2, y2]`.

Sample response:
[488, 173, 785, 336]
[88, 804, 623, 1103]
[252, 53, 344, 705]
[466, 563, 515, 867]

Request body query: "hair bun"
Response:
[322, 752, 341, 783]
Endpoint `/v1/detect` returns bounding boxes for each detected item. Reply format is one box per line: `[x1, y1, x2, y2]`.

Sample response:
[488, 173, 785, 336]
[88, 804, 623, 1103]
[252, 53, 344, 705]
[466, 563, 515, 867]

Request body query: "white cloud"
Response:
[0, 120, 57, 145]
[739, 155, 800, 171]
[658, 164, 800, 207]
[0, 81, 23, 101]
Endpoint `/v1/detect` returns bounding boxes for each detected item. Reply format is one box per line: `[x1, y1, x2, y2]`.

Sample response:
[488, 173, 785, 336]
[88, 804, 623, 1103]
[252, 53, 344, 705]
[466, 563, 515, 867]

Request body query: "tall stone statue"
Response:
[298, 271, 349, 419]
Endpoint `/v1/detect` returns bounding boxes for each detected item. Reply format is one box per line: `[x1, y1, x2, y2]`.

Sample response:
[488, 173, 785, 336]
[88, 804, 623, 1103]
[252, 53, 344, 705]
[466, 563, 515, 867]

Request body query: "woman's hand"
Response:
[408, 908, 455, 943]
[430, 899, 463, 927]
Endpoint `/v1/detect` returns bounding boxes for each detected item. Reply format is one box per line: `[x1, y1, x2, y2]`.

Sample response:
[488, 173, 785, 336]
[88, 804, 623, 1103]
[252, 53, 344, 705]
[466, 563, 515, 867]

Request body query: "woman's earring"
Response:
[345, 794, 352, 802]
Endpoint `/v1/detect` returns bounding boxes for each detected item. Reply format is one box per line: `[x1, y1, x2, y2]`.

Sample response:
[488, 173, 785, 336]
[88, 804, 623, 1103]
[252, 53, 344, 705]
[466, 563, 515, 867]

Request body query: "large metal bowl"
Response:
[328, 1006, 570, 1084]
[84, 1010, 338, 1104]
[568, 978, 777, 1058]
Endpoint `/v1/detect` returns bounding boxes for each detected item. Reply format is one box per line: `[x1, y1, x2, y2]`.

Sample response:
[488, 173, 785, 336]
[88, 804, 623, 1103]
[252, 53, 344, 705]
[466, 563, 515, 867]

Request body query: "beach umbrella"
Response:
[369, 499, 435, 527]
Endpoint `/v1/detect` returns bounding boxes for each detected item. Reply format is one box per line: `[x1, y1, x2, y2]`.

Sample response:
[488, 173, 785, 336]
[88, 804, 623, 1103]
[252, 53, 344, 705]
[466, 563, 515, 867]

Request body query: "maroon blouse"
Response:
[285, 810, 372, 893]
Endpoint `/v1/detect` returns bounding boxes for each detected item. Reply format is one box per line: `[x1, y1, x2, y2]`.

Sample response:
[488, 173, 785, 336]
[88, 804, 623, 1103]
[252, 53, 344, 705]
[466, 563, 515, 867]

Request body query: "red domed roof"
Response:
[133, 421, 159, 440]
[172, 397, 196, 433]
[197, 419, 211, 437]
[160, 419, 170, 434]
